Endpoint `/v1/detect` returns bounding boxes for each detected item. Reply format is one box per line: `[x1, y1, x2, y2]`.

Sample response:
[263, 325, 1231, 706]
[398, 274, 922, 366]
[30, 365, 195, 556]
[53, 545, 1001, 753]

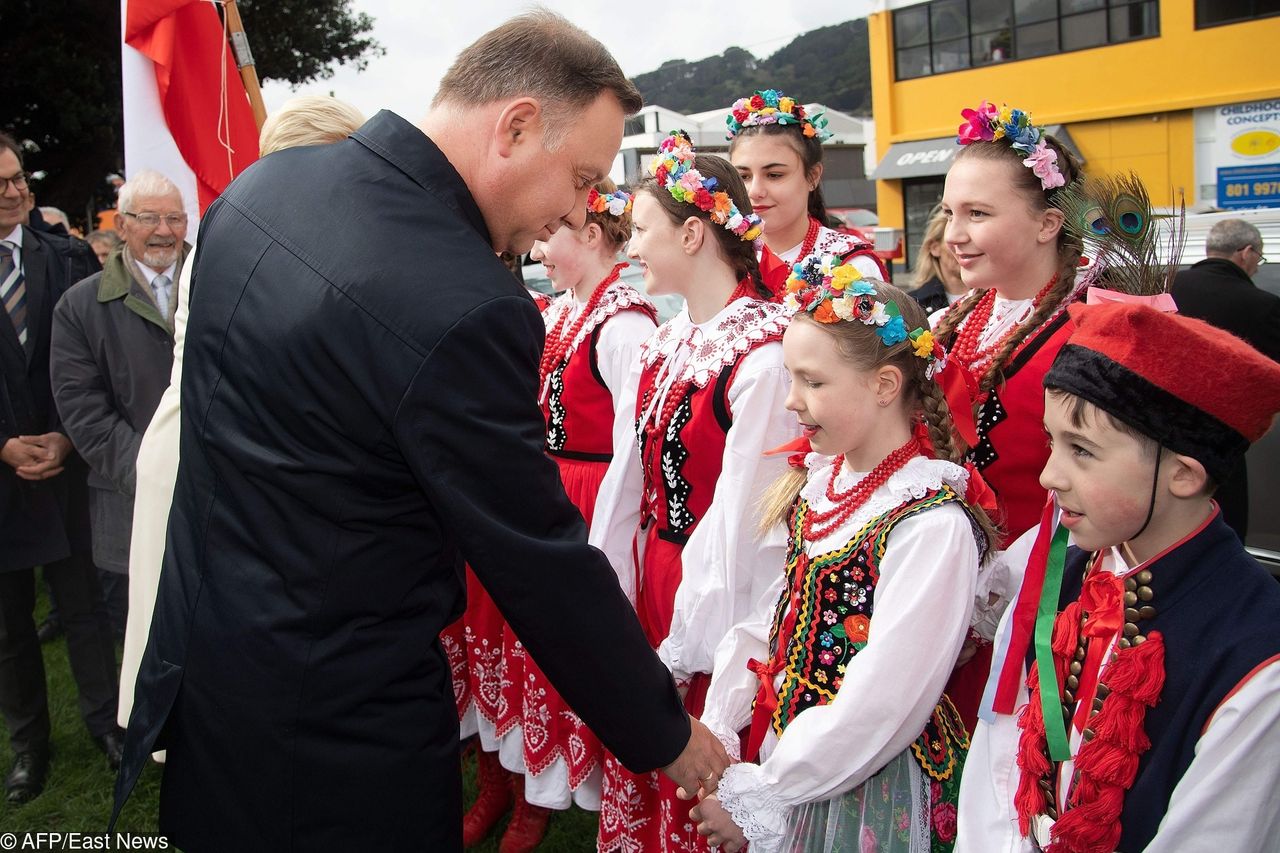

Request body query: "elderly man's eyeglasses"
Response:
[1243, 244, 1268, 267]
[123, 211, 188, 229]
[0, 172, 29, 193]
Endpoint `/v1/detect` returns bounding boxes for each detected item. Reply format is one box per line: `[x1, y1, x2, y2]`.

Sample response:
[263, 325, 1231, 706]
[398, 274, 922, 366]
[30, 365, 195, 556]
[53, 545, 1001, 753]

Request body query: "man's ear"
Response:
[114, 212, 126, 233]
[1167, 452, 1210, 499]
[493, 98, 542, 158]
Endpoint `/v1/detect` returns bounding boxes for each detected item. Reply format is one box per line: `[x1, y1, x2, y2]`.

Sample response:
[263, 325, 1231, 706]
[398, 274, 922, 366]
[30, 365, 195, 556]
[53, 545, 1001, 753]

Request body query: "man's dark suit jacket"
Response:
[114, 111, 689, 852]
[0, 227, 96, 572]
[1172, 257, 1280, 539]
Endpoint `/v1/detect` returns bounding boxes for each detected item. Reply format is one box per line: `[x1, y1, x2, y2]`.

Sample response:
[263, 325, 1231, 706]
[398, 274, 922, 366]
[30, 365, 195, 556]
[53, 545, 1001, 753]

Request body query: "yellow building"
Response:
[868, 1, 1280, 272]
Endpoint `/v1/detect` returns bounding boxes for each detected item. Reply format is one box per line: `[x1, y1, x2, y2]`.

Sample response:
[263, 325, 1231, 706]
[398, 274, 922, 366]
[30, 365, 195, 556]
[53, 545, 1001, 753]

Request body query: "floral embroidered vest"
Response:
[764, 487, 972, 784]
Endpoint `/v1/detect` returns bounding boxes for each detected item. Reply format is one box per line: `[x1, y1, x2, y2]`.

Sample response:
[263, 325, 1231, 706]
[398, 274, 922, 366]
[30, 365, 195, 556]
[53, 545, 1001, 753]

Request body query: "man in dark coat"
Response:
[51, 171, 188, 648]
[114, 12, 727, 851]
[1172, 218, 1280, 539]
[0, 132, 121, 804]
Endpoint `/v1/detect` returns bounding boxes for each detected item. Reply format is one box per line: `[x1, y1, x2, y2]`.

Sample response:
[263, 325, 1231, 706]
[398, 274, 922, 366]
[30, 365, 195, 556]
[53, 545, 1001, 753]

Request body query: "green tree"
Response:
[633, 19, 872, 117]
[0, 0, 381, 231]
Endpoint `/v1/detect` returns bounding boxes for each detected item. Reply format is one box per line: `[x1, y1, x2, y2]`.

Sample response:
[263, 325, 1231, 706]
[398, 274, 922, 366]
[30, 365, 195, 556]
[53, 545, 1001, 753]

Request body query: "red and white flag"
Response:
[121, 0, 259, 220]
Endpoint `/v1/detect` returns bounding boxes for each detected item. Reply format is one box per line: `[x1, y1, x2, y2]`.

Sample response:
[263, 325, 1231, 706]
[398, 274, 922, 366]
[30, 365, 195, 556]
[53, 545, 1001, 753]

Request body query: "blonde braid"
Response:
[933, 288, 986, 343]
[758, 468, 809, 536]
[918, 375, 963, 464]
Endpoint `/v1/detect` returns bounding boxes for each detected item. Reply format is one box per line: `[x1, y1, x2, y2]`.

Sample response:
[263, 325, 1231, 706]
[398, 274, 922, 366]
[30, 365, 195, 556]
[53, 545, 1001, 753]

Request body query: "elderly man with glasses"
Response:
[1172, 217, 1280, 540]
[49, 170, 189, 693]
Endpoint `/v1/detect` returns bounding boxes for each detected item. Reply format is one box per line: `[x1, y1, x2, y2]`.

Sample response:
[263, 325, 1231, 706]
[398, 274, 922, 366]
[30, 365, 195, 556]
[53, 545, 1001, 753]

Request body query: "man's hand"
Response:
[2, 437, 44, 471]
[691, 793, 747, 852]
[12, 433, 71, 480]
[662, 718, 730, 799]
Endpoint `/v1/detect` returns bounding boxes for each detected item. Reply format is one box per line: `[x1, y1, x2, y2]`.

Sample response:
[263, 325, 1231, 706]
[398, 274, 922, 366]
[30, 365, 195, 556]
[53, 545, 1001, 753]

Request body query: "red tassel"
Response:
[1100, 633, 1165, 705]
[1052, 603, 1082, 657]
[1073, 740, 1139, 786]
[1014, 770, 1047, 837]
[1091, 696, 1151, 753]
[1053, 785, 1124, 852]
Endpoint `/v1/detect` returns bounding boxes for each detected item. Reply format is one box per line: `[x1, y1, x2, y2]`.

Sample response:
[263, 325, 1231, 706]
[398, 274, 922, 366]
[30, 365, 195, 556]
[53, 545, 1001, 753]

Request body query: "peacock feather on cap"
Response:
[1055, 173, 1185, 296]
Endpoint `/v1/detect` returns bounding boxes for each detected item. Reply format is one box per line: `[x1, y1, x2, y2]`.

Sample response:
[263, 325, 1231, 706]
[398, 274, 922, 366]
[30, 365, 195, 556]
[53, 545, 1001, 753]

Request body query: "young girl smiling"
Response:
[726, 89, 886, 297]
[694, 261, 995, 853]
[591, 132, 796, 852]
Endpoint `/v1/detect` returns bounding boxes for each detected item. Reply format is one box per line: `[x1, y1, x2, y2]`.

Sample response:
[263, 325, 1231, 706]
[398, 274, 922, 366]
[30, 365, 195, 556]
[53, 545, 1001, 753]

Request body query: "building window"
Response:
[624, 115, 647, 137]
[895, 0, 1159, 80]
[903, 178, 946, 270]
[1196, 0, 1280, 28]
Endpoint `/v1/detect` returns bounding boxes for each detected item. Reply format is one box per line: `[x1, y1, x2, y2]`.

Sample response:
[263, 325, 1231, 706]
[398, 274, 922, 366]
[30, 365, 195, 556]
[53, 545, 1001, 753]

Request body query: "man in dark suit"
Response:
[1173, 217, 1280, 539]
[0, 132, 121, 804]
[114, 12, 727, 851]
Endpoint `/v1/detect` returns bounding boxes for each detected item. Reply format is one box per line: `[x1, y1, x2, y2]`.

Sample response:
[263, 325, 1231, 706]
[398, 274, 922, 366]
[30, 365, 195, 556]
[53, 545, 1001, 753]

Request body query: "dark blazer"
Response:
[1172, 257, 1280, 362]
[909, 276, 954, 315]
[51, 246, 182, 572]
[1172, 258, 1280, 538]
[115, 111, 689, 852]
[0, 227, 97, 572]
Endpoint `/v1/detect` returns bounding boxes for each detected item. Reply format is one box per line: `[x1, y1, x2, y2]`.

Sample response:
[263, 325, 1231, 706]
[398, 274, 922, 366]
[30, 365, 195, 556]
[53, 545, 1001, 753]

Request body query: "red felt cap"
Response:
[1059, 302, 1280, 443]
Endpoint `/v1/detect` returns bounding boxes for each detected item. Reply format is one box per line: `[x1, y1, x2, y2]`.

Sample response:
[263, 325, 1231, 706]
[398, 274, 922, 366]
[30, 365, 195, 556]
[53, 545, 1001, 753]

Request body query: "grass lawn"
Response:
[0, 589, 598, 851]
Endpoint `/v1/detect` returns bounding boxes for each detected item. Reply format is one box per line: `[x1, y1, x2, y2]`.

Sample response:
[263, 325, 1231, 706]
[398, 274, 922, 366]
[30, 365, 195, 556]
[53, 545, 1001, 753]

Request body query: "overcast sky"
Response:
[261, 1, 876, 123]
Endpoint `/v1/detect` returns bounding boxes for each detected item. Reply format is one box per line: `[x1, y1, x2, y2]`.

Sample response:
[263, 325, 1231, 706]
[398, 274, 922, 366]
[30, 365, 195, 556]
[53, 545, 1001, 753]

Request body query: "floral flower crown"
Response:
[957, 100, 1065, 191]
[783, 254, 947, 379]
[650, 131, 764, 245]
[587, 188, 632, 217]
[725, 89, 832, 142]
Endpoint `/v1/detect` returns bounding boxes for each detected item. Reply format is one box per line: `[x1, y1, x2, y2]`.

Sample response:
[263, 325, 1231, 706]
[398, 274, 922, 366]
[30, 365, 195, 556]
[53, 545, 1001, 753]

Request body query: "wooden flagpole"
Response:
[223, 0, 267, 131]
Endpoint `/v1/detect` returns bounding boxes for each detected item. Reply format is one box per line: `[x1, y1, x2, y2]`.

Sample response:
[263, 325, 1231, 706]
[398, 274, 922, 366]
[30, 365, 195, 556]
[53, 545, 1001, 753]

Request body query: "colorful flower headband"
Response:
[957, 100, 1065, 191]
[650, 131, 764, 245]
[727, 89, 834, 140]
[587, 188, 632, 217]
[783, 254, 947, 379]
[726, 89, 831, 141]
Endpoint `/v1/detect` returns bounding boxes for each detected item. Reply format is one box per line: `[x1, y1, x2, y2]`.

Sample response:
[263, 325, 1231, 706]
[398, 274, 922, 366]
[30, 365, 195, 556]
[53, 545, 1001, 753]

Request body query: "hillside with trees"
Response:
[632, 19, 871, 115]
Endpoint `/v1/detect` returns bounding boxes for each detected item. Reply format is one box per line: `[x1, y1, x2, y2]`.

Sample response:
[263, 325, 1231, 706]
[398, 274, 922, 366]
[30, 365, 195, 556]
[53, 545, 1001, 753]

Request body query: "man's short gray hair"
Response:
[117, 170, 182, 214]
[1206, 218, 1262, 256]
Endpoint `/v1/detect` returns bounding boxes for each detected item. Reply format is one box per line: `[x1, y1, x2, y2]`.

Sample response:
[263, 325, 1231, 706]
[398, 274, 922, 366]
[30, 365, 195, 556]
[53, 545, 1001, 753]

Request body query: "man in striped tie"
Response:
[0, 131, 116, 805]
[50, 171, 188, 711]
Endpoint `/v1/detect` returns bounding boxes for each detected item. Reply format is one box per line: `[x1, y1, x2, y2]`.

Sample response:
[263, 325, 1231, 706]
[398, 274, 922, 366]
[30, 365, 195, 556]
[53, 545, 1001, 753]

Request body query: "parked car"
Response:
[827, 207, 879, 242]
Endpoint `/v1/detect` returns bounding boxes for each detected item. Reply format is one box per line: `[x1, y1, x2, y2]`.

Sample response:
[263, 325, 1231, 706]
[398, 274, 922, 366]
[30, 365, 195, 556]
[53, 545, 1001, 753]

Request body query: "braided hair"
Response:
[934, 135, 1085, 394]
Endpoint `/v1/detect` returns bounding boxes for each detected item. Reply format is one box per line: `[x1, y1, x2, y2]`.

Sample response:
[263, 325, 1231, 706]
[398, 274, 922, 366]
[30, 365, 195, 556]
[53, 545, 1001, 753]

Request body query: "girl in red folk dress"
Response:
[694, 264, 997, 853]
[725, 89, 887, 299]
[590, 132, 798, 852]
[460, 184, 658, 853]
[931, 101, 1087, 731]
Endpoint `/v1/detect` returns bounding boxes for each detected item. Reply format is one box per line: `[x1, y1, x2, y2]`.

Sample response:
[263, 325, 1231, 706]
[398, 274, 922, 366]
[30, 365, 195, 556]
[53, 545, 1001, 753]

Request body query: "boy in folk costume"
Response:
[956, 302, 1280, 852]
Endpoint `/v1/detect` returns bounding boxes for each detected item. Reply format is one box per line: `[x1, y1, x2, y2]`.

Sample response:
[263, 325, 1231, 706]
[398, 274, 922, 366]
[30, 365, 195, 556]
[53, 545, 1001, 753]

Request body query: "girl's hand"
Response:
[690, 793, 747, 852]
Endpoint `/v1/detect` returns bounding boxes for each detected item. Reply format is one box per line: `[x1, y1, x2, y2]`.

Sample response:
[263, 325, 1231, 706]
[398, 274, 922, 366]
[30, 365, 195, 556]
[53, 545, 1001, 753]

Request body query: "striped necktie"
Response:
[0, 241, 25, 346]
[151, 273, 172, 320]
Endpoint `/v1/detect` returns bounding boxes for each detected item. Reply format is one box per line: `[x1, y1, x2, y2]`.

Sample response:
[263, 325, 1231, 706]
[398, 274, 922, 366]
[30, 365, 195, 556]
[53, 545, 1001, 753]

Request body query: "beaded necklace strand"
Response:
[803, 438, 921, 542]
[948, 274, 1059, 370]
[538, 263, 627, 387]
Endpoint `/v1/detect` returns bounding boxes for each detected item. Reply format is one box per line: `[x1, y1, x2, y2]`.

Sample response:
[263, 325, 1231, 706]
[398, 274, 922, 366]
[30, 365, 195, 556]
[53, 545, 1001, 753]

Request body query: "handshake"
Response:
[662, 718, 750, 852]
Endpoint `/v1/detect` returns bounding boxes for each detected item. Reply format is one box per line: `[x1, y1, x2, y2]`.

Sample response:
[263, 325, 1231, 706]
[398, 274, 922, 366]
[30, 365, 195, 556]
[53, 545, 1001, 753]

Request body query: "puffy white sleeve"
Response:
[714, 506, 980, 850]
[657, 342, 795, 684]
[847, 254, 884, 282]
[587, 325, 652, 603]
[700, 570, 788, 759]
[1145, 662, 1280, 853]
[596, 309, 658, 481]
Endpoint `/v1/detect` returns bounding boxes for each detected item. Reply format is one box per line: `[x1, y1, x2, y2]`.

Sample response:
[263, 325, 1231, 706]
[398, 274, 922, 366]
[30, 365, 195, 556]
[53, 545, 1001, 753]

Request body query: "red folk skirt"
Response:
[598, 527, 713, 852]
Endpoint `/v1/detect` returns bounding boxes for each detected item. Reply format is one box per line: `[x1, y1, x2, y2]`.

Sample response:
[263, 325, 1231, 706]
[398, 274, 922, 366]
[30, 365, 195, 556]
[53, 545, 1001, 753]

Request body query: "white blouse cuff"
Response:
[715, 762, 788, 853]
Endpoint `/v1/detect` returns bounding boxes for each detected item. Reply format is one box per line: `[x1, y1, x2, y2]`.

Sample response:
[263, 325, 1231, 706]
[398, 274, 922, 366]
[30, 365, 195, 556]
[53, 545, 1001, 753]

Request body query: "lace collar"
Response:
[799, 454, 968, 553]
[640, 297, 789, 390]
[542, 280, 655, 364]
